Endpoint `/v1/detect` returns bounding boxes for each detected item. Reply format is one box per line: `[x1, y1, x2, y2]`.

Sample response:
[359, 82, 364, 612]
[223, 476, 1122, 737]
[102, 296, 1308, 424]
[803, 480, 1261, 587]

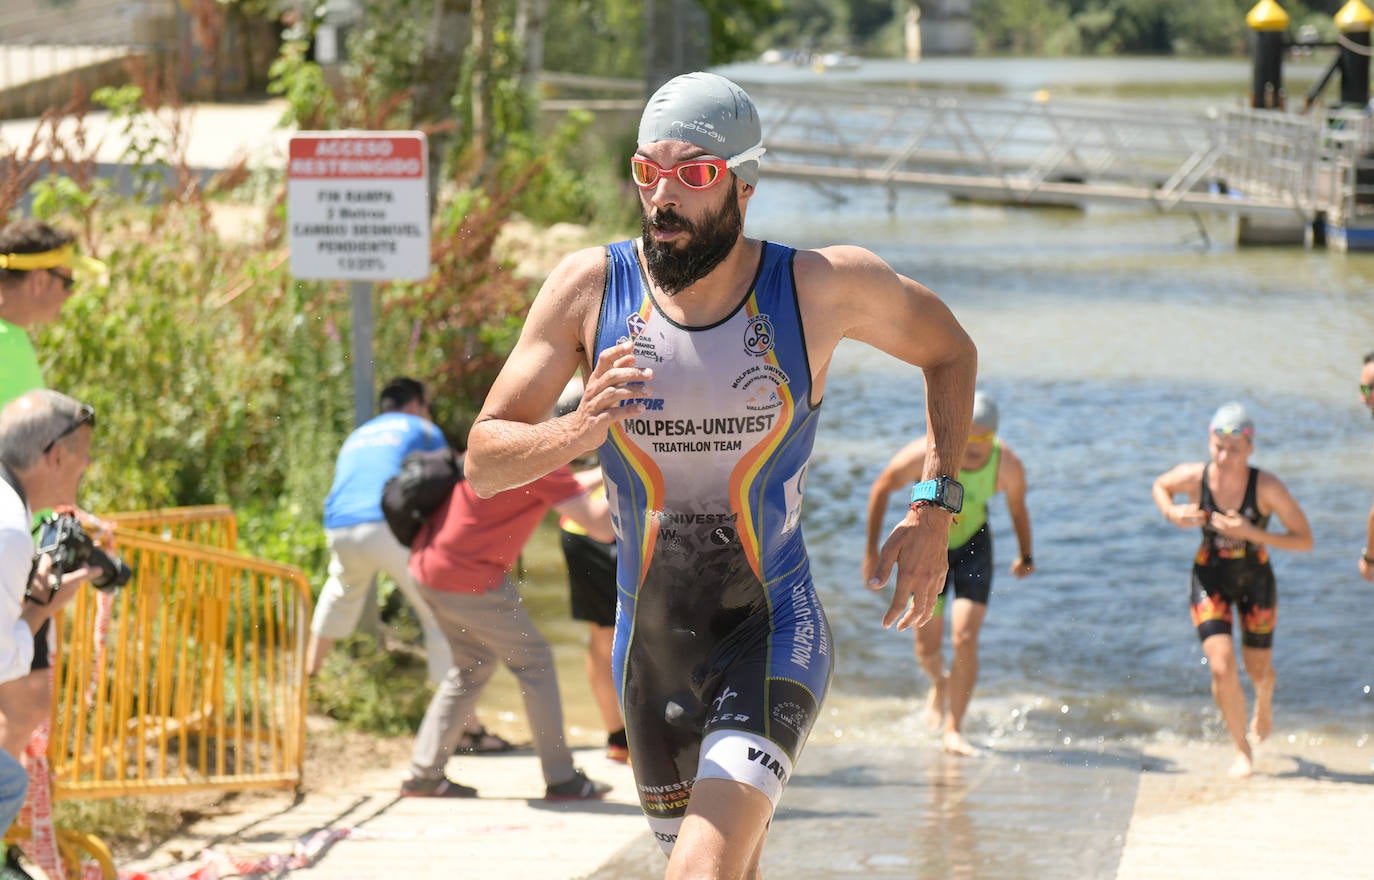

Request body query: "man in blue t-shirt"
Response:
[307, 378, 453, 684]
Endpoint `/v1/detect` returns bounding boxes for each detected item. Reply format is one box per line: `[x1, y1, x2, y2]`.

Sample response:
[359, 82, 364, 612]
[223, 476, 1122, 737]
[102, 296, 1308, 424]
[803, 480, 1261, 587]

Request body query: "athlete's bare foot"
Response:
[922, 688, 945, 732]
[1248, 703, 1272, 744]
[942, 730, 981, 757]
[1227, 751, 1253, 779]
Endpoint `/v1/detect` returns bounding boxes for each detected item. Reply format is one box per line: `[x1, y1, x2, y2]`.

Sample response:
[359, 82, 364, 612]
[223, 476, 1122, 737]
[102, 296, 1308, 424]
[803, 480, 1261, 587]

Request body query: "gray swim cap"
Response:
[638, 72, 766, 186]
[971, 391, 999, 433]
[1209, 402, 1254, 437]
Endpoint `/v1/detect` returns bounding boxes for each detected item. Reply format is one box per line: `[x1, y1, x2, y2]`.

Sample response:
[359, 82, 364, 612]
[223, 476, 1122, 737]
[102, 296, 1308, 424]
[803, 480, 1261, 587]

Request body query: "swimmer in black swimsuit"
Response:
[1152, 402, 1312, 778]
[465, 71, 977, 879]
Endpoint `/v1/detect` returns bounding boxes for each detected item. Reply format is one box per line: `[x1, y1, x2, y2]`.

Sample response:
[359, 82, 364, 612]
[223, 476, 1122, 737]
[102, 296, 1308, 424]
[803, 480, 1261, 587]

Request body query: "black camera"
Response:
[31, 512, 133, 597]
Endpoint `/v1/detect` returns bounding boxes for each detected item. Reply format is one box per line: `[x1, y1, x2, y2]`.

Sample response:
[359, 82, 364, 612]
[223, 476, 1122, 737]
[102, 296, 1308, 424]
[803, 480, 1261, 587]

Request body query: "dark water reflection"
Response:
[588, 746, 1141, 879]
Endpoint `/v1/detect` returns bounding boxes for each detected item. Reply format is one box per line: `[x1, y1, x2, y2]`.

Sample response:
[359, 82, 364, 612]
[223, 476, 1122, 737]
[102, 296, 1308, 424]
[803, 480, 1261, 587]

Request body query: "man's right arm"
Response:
[0, 529, 35, 682]
[863, 439, 927, 585]
[1152, 463, 1206, 529]
[0, 532, 85, 685]
[465, 247, 653, 498]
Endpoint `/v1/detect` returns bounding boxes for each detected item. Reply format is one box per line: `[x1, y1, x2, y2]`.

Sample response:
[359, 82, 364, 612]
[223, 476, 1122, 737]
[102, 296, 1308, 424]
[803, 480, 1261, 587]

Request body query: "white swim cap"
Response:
[1209, 402, 1254, 438]
[971, 391, 999, 433]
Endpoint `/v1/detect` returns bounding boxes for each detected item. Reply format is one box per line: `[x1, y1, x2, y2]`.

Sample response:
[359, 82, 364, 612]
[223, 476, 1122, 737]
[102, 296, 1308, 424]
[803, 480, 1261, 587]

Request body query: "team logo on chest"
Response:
[743, 315, 774, 357]
[627, 312, 647, 338]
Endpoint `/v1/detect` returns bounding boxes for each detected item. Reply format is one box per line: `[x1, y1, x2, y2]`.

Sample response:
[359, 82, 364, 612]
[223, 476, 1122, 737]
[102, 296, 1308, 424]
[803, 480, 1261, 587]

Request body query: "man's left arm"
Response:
[807, 246, 977, 630]
[999, 447, 1034, 577]
[554, 487, 613, 544]
[1362, 500, 1374, 581]
[1215, 472, 1315, 554]
[1244, 473, 1313, 553]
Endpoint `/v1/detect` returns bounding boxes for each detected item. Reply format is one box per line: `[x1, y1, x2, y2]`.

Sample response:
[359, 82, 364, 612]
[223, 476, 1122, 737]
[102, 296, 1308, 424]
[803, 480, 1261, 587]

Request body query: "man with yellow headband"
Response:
[864, 390, 1034, 756]
[0, 219, 107, 406]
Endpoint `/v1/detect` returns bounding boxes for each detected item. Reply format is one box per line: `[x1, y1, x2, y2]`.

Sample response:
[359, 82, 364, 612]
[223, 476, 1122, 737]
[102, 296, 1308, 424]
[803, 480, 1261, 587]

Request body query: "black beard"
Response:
[640, 189, 742, 296]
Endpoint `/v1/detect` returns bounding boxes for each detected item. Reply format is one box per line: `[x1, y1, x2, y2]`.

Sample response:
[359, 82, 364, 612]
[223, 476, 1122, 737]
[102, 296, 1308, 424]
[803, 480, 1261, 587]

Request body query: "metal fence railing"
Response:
[0, 41, 144, 92]
[47, 518, 310, 799]
[104, 505, 239, 551]
[5, 507, 309, 879]
[741, 83, 1374, 222]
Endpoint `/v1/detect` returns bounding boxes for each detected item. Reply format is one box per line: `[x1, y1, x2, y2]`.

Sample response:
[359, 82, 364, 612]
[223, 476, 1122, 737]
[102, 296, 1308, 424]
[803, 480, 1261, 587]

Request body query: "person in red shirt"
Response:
[401, 464, 615, 799]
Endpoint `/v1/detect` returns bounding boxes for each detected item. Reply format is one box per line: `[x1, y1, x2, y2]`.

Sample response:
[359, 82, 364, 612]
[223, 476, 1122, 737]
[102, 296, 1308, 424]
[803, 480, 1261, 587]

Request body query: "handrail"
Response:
[733, 84, 1373, 221]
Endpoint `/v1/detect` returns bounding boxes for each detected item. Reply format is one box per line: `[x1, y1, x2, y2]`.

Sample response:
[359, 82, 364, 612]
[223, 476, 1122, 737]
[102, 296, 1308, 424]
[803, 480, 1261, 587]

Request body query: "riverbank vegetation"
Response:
[754, 1, 1351, 58]
[5, 0, 1354, 740]
[7, 0, 1357, 858]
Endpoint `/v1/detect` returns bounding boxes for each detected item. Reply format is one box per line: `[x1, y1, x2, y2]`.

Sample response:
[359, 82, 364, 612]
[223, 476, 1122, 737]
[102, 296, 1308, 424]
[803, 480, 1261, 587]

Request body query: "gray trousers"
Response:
[409, 576, 574, 786]
[313, 520, 452, 684]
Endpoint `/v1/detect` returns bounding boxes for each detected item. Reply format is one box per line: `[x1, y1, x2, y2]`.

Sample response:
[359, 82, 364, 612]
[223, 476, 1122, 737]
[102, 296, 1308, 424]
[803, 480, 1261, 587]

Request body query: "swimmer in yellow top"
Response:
[864, 390, 1034, 756]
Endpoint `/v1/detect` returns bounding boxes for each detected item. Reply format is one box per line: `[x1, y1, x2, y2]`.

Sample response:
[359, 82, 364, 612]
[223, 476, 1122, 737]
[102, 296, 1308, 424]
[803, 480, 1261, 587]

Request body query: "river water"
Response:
[705, 58, 1374, 757]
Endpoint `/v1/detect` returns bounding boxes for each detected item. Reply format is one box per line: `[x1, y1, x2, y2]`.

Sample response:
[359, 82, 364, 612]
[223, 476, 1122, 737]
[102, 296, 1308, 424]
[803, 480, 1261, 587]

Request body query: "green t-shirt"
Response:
[0, 318, 43, 406]
[948, 440, 1000, 549]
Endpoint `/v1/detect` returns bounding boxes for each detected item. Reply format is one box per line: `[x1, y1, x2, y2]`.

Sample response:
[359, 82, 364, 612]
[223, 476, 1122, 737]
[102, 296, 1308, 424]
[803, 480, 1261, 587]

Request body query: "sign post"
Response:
[286, 131, 431, 424]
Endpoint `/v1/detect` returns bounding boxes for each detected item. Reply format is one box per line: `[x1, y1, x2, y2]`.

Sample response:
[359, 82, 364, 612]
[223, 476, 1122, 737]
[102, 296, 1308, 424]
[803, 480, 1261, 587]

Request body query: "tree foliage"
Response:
[969, 0, 1335, 56]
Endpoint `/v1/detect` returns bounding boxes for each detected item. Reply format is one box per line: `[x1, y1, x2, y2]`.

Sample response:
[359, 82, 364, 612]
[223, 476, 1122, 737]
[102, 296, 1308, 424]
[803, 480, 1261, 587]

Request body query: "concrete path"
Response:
[117, 739, 1373, 880]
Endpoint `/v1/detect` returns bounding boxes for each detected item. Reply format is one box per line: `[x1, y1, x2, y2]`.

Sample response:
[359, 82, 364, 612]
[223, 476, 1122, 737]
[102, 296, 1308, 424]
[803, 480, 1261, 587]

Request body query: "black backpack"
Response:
[380, 448, 464, 547]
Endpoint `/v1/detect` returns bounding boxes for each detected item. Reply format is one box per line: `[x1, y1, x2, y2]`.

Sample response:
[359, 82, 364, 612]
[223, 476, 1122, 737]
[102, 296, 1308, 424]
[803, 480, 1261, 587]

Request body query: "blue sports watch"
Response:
[910, 475, 964, 514]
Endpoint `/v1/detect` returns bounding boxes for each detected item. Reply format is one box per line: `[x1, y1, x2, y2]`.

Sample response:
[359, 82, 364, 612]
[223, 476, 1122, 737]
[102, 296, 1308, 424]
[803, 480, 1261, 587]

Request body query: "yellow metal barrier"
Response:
[103, 505, 238, 551]
[3, 824, 116, 880]
[48, 527, 310, 799]
[6, 506, 306, 878]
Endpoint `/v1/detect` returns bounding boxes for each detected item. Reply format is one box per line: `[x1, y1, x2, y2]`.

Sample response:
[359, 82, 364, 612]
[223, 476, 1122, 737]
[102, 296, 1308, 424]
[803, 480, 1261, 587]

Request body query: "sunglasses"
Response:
[968, 429, 996, 444]
[46, 269, 75, 291]
[43, 404, 96, 453]
[629, 143, 768, 191]
[1362, 384, 1373, 396]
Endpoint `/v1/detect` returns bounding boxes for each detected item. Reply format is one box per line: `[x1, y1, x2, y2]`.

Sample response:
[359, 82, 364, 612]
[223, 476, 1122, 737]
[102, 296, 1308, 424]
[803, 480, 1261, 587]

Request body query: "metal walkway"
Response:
[744, 83, 1374, 227]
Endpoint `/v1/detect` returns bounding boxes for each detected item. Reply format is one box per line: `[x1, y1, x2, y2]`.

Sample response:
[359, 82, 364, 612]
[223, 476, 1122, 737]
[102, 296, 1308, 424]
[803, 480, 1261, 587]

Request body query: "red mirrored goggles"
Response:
[630, 157, 730, 190]
[630, 144, 767, 190]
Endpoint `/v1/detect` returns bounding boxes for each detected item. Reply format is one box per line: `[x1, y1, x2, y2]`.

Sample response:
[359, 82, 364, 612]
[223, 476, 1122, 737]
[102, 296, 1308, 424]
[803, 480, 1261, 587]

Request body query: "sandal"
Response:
[455, 725, 517, 754]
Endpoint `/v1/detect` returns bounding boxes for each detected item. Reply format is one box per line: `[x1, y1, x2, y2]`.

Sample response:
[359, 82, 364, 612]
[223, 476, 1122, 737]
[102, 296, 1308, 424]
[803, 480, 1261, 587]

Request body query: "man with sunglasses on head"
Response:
[1357, 353, 1374, 581]
[863, 390, 1033, 757]
[1152, 403, 1312, 779]
[0, 220, 107, 407]
[0, 391, 97, 853]
[463, 71, 976, 879]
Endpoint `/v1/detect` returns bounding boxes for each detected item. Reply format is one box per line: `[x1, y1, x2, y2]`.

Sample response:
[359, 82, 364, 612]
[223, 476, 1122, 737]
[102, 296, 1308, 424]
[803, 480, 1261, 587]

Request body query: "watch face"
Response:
[912, 477, 963, 513]
[941, 478, 964, 512]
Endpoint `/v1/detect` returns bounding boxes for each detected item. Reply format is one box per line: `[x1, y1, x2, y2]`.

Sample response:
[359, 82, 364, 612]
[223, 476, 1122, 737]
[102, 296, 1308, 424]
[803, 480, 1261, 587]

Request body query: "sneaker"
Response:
[400, 775, 478, 798]
[455, 726, 518, 755]
[606, 729, 629, 764]
[0, 847, 35, 880]
[545, 768, 611, 801]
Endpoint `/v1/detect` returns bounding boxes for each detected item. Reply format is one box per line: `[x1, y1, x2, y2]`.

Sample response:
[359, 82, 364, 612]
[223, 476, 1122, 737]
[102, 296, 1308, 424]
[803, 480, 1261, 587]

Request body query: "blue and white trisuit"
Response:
[594, 238, 834, 854]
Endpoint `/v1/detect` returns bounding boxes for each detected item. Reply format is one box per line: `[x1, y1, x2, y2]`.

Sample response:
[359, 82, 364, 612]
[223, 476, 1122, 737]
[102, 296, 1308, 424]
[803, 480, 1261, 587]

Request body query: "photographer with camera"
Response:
[0, 390, 99, 839]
